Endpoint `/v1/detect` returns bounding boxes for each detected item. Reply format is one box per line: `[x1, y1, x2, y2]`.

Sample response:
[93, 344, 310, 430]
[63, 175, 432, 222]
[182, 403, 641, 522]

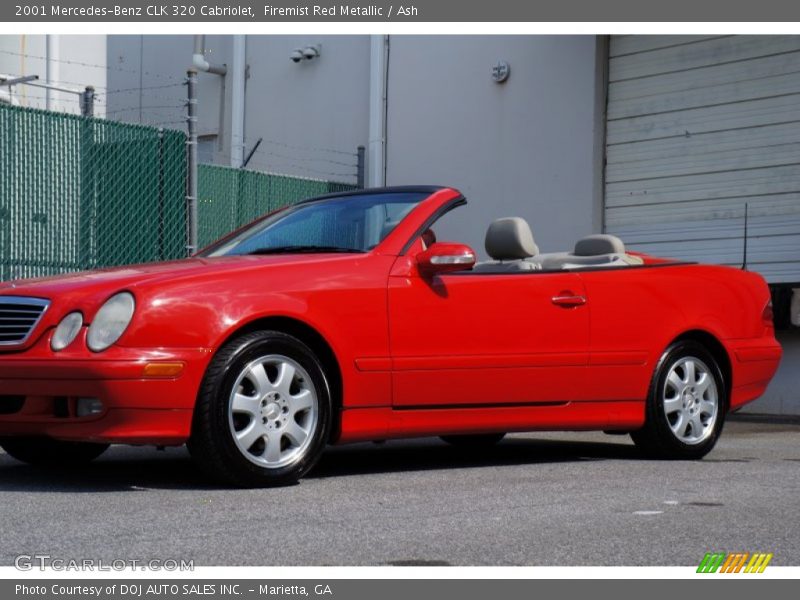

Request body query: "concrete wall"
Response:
[385, 35, 604, 257]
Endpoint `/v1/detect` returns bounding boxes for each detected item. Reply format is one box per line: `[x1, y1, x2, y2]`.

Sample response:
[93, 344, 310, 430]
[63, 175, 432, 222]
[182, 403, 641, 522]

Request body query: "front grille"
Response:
[0, 296, 50, 346]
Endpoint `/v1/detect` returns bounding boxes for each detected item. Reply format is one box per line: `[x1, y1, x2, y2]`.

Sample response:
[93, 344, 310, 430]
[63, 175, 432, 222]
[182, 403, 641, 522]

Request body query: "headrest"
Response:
[574, 234, 625, 256]
[485, 217, 539, 260]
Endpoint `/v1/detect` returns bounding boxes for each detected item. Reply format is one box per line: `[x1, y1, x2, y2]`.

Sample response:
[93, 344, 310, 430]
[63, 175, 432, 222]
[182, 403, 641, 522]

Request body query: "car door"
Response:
[387, 260, 590, 407]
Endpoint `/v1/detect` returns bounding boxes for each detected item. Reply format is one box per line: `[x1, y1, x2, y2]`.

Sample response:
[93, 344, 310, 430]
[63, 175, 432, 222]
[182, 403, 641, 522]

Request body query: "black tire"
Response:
[440, 433, 506, 447]
[188, 330, 332, 487]
[631, 341, 727, 460]
[0, 437, 109, 466]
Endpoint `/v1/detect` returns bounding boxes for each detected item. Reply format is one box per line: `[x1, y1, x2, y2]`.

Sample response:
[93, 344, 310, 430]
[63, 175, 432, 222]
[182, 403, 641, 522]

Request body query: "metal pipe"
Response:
[0, 75, 38, 87]
[192, 35, 227, 76]
[46, 35, 59, 110]
[230, 35, 246, 168]
[0, 73, 80, 95]
[368, 35, 388, 187]
[242, 138, 262, 169]
[186, 69, 199, 256]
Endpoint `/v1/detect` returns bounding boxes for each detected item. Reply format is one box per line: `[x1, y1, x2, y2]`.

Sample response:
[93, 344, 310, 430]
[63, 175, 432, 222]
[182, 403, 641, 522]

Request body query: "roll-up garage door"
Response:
[605, 35, 800, 283]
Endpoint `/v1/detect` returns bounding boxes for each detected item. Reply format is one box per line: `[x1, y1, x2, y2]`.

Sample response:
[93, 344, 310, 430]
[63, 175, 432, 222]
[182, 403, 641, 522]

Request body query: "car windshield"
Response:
[203, 192, 428, 257]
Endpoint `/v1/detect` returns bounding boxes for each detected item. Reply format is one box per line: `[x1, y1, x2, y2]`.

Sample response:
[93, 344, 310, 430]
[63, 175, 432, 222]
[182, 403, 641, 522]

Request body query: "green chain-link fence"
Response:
[0, 103, 357, 282]
[197, 164, 357, 249]
[0, 103, 186, 281]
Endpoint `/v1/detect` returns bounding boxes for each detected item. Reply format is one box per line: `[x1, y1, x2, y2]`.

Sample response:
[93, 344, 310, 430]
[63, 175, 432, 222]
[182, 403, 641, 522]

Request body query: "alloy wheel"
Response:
[662, 356, 719, 445]
[227, 354, 318, 468]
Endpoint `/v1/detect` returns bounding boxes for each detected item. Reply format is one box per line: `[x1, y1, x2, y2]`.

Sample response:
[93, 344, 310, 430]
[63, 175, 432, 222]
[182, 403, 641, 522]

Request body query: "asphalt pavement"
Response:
[1, 420, 798, 566]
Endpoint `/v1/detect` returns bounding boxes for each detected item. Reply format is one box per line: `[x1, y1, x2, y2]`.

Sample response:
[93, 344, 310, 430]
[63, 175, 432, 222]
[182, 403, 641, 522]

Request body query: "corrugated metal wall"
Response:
[605, 35, 800, 283]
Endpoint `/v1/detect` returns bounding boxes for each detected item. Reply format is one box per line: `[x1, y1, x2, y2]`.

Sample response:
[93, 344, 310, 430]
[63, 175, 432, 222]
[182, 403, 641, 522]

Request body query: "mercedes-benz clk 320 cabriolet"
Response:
[0, 186, 782, 486]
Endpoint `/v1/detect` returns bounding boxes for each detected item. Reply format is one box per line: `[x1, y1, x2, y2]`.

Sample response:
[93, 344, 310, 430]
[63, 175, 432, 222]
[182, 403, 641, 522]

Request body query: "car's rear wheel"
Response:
[440, 433, 506, 447]
[188, 330, 332, 487]
[0, 437, 109, 466]
[631, 341, 726, 459]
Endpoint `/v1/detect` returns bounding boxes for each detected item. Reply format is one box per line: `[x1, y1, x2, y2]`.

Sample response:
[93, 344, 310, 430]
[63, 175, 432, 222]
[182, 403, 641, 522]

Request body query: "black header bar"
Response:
[4, 0, 800, 22]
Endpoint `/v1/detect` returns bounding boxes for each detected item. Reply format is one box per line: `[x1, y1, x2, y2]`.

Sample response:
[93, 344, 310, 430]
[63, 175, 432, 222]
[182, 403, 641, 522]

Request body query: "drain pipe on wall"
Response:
[230, 35, 246, 168]
[192, 35, 227, 76]
[45, 35, 59, 111]
[368, 35, 389, 187]
[192, 35, 245, 168]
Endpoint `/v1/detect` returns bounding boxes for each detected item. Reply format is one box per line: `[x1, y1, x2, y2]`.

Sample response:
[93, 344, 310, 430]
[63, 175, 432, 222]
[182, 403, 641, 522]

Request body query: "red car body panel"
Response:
[0, 187, 782, 446]
[388, 269, 589, 407]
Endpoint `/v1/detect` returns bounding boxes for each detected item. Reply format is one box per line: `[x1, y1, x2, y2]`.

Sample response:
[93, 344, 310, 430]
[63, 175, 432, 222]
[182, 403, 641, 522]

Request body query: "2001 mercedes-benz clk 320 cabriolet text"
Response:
[0, 186, 782, 486]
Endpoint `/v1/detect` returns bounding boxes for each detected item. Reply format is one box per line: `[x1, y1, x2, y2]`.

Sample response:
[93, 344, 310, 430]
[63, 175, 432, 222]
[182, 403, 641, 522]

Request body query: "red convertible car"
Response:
[0, 186, 782, 486]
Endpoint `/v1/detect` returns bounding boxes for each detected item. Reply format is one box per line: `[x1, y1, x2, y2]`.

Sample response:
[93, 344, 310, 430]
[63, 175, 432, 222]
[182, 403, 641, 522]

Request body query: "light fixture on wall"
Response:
[492, 61, 510, 83]
[290, 45, 321, 63]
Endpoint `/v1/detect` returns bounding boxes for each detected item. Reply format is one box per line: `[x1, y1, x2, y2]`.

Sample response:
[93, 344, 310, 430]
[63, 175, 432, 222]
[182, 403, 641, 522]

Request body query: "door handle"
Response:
[552, 294, 587, 307]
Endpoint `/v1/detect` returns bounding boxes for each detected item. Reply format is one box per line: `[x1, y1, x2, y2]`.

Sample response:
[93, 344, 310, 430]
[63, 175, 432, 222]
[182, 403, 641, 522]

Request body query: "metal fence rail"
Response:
[0, 103, 357, 282]
[197, 164, 356, 249]
[0, 103, 186, 281]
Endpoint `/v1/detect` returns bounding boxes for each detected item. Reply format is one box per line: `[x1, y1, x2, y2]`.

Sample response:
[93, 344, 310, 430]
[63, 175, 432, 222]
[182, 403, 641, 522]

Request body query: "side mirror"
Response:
[416, 242, 476, 275]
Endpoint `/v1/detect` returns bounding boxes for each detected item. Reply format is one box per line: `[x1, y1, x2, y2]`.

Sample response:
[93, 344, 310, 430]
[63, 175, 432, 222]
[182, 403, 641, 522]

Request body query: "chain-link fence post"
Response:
[357, 145, 366, 189]
[185, 69, 199, 256]
[158, 128, 166, 260]
[78, 104, 96, 268]
[79, 86, 95, 117]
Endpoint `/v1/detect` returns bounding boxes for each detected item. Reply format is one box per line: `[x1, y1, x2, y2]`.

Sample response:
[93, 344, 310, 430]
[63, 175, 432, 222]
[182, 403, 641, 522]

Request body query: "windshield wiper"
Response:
[246, 245, 365, 255]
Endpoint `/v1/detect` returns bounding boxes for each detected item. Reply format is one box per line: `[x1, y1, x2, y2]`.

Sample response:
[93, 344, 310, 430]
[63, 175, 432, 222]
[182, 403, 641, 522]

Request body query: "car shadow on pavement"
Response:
[0, 436, 640, 492]
[0, 450, 213, 493]
[310, 436, 641, 479]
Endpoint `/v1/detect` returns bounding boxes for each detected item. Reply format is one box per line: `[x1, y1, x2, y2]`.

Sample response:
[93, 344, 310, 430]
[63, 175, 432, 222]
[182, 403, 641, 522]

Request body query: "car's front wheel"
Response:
[188, 330, 332, 487]
[0, 437, 109, 466]
[631, 341, 726, 459]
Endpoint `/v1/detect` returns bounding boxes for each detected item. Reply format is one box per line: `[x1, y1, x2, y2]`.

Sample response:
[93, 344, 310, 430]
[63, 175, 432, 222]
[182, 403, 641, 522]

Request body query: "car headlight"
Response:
[87, 292, 135, 352]
[51, 312, 84, 351]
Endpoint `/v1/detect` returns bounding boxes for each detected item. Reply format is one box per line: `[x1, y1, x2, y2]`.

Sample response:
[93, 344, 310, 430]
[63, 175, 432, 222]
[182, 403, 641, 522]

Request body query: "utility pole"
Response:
[185, 69, 199, 256]
[79, 86, 95, 117]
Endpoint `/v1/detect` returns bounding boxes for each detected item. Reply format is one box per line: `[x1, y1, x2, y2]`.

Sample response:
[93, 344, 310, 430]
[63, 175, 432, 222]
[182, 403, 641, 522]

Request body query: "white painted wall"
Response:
[104, 35, 194, 129]
[384, 35, 604, 257]
[104, 35, 370, 183]
[238, 35, 369, 183]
